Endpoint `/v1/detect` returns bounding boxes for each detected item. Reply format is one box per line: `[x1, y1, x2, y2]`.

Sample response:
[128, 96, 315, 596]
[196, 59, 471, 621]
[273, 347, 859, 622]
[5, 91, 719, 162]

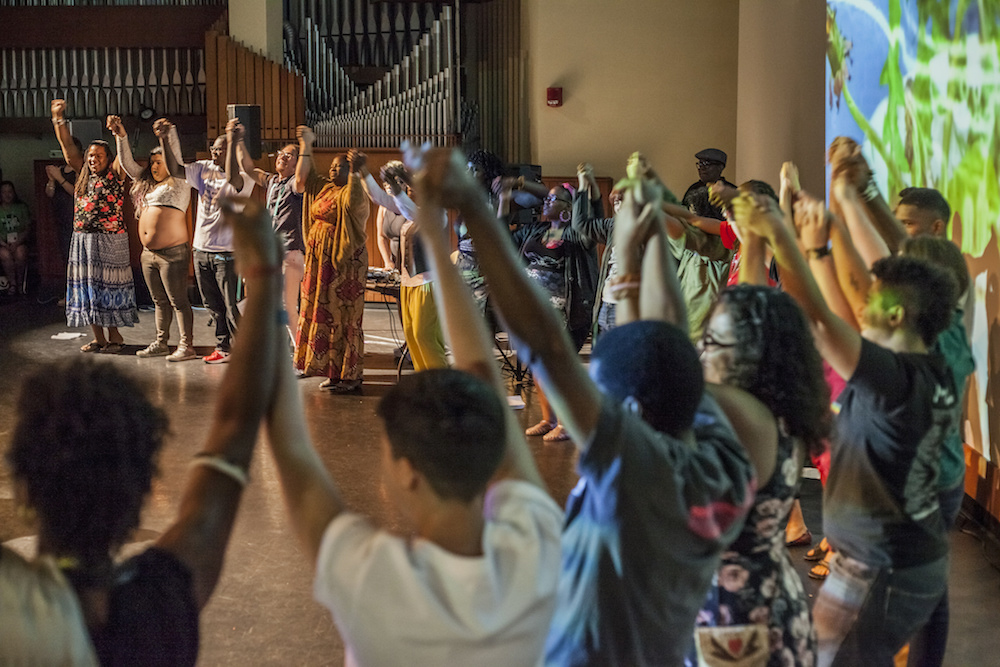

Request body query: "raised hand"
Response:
[405, 143, 480, 211]
[106, 115, 126, 137]
[225, 118, 244, 141]
[45, 164, 62, 181]
[153, 118, 173, 137]
[347, 149, 366, 173]
[296, 125, 315, 147]
[51, 99, 66, 119]
[792, 192, 830, 251]
[730, 191, 781, 239]
[827, 136, 871, 194]
[708, 180, 739, 210]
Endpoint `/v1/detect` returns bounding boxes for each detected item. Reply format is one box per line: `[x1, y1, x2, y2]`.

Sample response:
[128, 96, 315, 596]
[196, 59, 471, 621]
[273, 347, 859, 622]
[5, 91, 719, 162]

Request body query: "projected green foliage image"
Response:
[827, 0, 1000, 462]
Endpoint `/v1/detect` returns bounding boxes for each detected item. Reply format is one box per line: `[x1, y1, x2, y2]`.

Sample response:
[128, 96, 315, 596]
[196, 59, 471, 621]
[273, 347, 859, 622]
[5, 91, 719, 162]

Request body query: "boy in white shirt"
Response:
[262, 163, 563, 665]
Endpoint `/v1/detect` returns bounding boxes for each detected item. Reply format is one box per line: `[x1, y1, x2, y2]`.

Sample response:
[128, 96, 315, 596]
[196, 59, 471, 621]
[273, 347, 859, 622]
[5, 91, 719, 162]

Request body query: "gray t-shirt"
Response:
[824, 338, 956, 568]
[545, 393, 755, 666]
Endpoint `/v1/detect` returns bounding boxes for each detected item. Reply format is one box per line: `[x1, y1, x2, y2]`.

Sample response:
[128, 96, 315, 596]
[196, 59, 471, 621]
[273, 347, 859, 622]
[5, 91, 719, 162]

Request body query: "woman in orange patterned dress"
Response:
[292, 126, 370, 392]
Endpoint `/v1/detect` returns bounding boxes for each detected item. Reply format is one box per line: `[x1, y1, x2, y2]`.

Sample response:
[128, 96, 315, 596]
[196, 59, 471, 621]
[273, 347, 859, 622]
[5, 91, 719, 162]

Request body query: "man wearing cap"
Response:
[682, 148, 736, 220]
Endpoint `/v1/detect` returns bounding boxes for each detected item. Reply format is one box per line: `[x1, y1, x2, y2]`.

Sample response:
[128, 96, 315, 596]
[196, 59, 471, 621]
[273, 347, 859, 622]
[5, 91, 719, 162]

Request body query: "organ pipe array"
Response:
[0, 47, 206, 118]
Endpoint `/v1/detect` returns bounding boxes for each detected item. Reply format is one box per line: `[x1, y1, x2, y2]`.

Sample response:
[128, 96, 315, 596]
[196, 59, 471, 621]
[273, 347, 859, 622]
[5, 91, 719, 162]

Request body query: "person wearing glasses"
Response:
[500, 181, 598, 442]
[682, 148, 737, 220]
[234, 140, 305, 346]
[162, 118, 255, 363]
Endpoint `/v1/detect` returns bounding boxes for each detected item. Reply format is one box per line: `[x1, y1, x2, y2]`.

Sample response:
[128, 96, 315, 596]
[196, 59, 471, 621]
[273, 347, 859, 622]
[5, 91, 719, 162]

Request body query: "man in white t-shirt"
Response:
[262, 166, 563, 665]
[164, 118, 254, 363]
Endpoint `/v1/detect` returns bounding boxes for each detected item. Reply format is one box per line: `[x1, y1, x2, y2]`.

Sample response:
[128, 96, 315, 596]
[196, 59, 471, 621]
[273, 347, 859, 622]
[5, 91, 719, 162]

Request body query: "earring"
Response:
[559, 210, 571, 223]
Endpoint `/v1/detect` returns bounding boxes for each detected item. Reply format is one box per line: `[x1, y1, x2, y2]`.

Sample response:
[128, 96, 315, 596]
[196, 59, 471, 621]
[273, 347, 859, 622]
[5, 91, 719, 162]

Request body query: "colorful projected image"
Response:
[826, 0, 1000, 464]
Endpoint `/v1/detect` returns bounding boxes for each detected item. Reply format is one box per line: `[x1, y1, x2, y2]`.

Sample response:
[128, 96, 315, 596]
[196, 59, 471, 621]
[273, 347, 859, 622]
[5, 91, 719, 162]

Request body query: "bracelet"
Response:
[190, 453, 249, 487]
[300, 153, 312, 157]
[860, 177, 880, 202]
[806, 245, 832, 260]
[241, 264, 281, 279]
[53, 118, 68, 126]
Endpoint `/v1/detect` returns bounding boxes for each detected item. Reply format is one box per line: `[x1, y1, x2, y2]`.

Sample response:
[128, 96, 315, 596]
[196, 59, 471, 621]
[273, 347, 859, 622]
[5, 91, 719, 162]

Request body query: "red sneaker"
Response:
[203, 350, 231, 364]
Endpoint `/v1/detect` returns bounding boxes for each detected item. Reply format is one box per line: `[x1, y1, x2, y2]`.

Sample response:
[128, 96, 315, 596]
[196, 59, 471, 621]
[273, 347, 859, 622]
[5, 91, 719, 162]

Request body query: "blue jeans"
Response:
[596, 301, 617, 340]
[815, 553, 947, 667]
[193, 249, 239, 352]
[906, 483, 964, 667]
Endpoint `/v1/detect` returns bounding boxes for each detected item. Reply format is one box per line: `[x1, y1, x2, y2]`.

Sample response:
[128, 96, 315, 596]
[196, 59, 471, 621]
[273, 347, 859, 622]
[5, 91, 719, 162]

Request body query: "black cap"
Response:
[695, 148, 727, 166]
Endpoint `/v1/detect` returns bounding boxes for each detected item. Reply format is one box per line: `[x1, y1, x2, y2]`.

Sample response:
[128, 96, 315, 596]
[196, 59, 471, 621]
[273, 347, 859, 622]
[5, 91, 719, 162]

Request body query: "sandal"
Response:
[525, 420, 556, 437]
[80, 341, 105, 353]
[786, 530, 812, 548]
[102, 342, 124, 354]
[804, 537, 829, 562]
[809, 557, 831, 580]
[543, 425, 571, 442]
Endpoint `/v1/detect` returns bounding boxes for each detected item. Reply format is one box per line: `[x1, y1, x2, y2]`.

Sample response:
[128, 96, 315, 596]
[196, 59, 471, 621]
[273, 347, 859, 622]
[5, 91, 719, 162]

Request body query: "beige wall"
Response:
[229, 0, 284, 63]
[522, 0, 741, 191]
[735, 0, 827, 196]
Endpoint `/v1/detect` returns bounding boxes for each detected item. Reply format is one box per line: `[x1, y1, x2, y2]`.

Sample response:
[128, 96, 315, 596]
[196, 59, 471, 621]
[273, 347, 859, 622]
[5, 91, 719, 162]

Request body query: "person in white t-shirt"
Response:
[261, 152, 563, 666]
[163, 117, 255, 363]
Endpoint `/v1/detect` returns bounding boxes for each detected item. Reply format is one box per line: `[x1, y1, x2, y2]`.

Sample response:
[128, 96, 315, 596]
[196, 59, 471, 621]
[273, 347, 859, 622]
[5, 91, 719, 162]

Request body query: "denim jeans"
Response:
[596, 301, 617, 340]
[142, 243, 193, 348]
[814, 552, 947, 667]
[193, 249, 239, 352]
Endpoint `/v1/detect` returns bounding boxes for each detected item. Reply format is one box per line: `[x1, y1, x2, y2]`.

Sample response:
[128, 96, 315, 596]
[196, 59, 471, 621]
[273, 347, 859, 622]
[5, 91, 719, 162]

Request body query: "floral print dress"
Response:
[691, 431, 816, 667]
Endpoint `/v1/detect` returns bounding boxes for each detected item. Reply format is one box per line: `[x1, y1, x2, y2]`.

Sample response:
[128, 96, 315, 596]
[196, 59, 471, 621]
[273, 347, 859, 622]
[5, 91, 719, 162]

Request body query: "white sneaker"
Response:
[166, 346, 198, 362]
[136, 341, 170, 358]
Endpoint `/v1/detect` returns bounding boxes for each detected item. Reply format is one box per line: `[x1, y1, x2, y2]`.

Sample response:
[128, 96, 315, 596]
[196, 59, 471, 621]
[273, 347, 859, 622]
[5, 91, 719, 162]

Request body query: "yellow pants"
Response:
[401, 283, 448, 371]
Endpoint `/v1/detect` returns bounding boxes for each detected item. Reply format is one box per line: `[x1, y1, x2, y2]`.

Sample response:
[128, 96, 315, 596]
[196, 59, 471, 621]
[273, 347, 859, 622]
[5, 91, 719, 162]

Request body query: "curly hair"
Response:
[715, 285, 831, 457]
[466, 149, 503, 186]
[7, 358, 168, 567]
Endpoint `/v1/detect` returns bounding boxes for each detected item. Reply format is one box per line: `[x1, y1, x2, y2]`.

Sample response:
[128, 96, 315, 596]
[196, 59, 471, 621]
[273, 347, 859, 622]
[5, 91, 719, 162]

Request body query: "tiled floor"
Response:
[2, 295, 999, 665]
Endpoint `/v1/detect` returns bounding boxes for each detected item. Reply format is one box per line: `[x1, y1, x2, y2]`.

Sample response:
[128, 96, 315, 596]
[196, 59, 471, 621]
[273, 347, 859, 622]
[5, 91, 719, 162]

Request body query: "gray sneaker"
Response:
[166, 346, 198, 362]
[136, 341, 170, 358]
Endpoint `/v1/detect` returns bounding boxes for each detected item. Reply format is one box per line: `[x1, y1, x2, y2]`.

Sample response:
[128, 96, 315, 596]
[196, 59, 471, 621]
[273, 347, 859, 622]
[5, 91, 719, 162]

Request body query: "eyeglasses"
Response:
[697, 160, 723, 168]
[276, 150, 297, 160]
[700, 330, 737, 350]
[544, 194, 571, 204]
[209, 147, 225, 155]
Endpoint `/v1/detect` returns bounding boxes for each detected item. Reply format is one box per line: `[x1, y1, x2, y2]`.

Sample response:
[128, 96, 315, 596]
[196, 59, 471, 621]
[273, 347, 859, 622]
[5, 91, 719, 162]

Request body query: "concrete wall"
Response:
[735, 0, 827, 196]
[522, 0, 741, 190]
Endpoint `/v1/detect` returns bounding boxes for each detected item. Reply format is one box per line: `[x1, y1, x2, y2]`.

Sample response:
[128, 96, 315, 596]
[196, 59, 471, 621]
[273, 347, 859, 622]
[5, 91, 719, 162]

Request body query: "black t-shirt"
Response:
[72, 548, 200, 667]
[824, 339, 956, 568]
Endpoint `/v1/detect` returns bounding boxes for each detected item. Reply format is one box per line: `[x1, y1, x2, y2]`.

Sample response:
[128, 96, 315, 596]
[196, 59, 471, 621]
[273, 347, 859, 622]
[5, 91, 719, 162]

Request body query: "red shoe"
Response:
[203, 350, 231, 364]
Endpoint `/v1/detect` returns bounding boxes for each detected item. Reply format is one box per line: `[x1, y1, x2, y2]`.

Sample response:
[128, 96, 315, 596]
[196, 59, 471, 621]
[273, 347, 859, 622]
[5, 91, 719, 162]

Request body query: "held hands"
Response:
[296, 125, 316, 147]
[347, 149, 366, 173]
[827, 136, 871, 197]
[225, 118, 244, 141]
[729, 191, 782, 240]
[51, 99, 66, 120]
[153, 118, 173, 137]
[106, 115, 126, 138]
[792, 193, 831, 251]
[45, 165, 62, 182]
[403, 141, 479, 211]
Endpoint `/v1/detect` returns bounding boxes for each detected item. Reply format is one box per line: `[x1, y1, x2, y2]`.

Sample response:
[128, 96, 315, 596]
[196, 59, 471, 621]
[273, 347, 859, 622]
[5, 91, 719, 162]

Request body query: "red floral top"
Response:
[74, 170, 126, 234]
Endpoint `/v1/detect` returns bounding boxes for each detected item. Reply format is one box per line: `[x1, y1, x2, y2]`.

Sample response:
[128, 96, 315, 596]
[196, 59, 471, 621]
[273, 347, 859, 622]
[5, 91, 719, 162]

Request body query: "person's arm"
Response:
[826, 210, 872, 322]
[733, 193, 862, 379]
[737, 229, 770, 286]
[155, 198, 282, 609]
[45, 165, 73, 198]
[416, 192, 546, 487]
[408, 145, 604, 448]
[153, 119, 186, 178]
[832, 169, 890, 267]
[293, 125, 315, 194]
[233, 136, 268, 187]
[107, 115, 141, 182]
[374, 207, 395, 269]
[705, 383, 778, 486]
[224, 118, 244, 191]
[359, 169, 401, 213]
[50, 99, 83, 173]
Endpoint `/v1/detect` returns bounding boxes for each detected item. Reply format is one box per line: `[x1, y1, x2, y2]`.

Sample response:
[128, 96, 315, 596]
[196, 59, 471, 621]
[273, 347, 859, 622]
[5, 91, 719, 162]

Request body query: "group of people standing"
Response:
[19, 99, 974, 667]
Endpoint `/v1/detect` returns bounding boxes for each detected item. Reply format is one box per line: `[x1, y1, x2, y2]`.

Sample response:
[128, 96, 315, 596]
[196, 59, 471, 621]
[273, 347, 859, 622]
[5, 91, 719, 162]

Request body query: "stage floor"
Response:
[1, 296, 998, 665]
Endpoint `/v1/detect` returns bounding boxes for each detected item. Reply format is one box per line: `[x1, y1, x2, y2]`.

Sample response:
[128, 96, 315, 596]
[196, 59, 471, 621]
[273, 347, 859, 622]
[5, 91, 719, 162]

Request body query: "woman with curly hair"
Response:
[6, 199, 284, 665]
[694, 284, 830, 667]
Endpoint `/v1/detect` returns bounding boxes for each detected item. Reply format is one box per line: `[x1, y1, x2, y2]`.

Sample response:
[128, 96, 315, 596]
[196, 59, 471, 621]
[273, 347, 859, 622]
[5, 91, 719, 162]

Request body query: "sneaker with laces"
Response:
[167, 346, 198, 362]
[203, 349, 231, 364]
[136, 341, 170, 358]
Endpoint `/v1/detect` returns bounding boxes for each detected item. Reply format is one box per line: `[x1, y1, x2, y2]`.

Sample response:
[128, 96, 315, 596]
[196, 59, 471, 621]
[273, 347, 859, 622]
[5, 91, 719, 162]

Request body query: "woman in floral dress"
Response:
[292, 126, 370, 393]
[695, 285, 830, 667]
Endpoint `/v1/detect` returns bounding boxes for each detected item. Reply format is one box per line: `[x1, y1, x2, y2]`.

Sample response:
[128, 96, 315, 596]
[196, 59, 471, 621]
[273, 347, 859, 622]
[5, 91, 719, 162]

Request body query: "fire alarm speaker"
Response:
[227, 104, 262, 159]
[546, 87, 563, 107]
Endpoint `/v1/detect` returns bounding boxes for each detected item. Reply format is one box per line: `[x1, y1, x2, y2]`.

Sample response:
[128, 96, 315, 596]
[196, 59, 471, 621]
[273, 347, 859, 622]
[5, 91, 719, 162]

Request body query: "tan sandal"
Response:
[808, 559, 831, 580]
[80, 340, 105, 353]
[525, 420, 556, 437]
[543, 425, 571, 442]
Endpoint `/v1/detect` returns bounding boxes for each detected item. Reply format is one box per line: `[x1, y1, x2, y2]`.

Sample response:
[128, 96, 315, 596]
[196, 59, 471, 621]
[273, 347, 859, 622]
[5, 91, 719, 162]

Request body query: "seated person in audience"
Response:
[410, 146, 762, 665]
[5, 197, 283, 666]
[731, 188, 958, 667]
[260, 148, 563, 664]
[0, 180, 31, 295]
